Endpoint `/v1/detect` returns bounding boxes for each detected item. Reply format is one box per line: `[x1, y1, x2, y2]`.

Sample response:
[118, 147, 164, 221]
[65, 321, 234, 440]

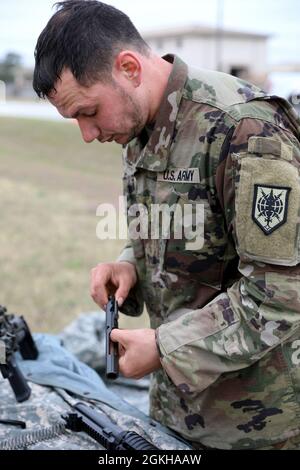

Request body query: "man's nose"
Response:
[77, 119, 99, 143]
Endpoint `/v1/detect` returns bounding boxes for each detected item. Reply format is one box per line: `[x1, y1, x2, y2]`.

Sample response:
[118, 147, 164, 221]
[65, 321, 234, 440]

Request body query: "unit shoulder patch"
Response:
[252, 184, 291, 235]
[235, 155, 299, 265]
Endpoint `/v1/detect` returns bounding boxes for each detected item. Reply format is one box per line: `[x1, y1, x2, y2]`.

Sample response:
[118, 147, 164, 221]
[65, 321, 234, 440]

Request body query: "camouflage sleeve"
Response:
[116, 243, 144, 317]
[157, 116, 300, 394]
[117, 242, 136, 265]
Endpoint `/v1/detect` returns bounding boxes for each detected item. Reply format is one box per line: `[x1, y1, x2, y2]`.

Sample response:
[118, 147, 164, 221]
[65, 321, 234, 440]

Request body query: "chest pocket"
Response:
[161, 180, 228, 289]
[123, 169, 160, 262]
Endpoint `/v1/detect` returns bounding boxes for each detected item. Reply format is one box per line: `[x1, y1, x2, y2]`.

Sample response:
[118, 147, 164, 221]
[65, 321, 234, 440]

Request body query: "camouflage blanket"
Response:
[0, 312, 192, 450]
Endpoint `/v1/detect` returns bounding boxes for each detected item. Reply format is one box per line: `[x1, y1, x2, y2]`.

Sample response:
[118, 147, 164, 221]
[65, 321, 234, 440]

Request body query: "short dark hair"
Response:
[33, 0, 150, 98]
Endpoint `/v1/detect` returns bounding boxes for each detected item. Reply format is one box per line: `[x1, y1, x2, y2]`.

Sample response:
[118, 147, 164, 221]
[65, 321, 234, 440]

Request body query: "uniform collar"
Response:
[125, 55, 188, 172]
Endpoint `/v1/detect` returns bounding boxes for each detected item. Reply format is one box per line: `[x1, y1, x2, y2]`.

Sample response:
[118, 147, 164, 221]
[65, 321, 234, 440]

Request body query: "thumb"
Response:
[110, 328, 128, 345]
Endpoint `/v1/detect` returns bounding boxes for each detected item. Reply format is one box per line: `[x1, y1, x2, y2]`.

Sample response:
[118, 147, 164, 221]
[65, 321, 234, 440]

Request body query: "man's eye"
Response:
[86, 111, 97, 117]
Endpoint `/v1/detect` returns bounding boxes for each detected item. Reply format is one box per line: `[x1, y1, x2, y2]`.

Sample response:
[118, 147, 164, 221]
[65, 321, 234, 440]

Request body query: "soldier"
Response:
[33, 0, 300, 450]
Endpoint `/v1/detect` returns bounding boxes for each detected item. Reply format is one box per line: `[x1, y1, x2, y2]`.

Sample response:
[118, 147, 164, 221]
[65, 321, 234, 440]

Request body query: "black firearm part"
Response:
[106, 296, 119, 379]
[63, 402, 158, 450]
[0, 305, 38, 402]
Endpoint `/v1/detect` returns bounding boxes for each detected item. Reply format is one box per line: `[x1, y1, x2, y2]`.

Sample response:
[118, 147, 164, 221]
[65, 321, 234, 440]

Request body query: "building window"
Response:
[230, 66, 248, 78]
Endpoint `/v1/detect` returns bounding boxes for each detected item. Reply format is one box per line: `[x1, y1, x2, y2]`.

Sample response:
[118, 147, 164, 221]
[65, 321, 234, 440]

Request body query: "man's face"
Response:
[48, 68, 145, 145]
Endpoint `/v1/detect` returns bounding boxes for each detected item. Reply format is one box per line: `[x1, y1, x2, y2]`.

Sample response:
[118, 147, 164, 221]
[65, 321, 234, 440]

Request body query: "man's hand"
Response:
[110, 328, 161, 379]
[90, 261, 137, 309]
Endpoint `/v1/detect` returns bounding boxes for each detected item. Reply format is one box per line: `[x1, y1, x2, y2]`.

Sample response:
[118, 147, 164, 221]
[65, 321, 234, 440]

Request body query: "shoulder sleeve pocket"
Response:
[234, 152, 300, 266]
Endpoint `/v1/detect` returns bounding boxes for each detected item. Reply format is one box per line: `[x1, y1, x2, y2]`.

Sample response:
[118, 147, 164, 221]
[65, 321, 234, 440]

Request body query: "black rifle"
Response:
[63, 401, 158, 450]
[0, 305, 38, 402]
[106, 296, 119, 379]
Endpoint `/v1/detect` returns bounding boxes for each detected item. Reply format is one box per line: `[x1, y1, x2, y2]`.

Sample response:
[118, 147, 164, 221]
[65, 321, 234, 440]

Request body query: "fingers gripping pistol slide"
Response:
[105, 296, 119, 379]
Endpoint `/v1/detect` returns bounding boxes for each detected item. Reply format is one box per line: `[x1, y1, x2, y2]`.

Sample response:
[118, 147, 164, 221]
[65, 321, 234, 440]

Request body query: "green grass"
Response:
[0, 117, 149, 332]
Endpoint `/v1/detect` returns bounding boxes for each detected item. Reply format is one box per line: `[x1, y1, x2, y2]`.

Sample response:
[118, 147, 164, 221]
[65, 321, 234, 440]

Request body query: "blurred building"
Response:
[143, 25, 270, 90]
[6, 66, 34, 99]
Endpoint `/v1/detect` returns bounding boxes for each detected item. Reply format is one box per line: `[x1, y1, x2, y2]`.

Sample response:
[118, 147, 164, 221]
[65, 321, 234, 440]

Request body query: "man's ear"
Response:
[113, 51, 142, 87]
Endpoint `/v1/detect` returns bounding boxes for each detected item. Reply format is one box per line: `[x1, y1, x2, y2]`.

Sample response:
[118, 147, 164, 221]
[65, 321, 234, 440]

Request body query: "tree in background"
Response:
[0, 52, 22, 84]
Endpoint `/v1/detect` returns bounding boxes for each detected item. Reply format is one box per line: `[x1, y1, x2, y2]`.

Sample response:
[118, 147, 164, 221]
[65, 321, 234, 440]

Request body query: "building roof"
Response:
[142, 24, 269, 41]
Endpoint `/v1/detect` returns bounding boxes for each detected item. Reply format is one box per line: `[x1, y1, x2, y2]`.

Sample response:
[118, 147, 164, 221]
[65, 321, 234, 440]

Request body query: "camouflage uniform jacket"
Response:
[118, 55, 300, 449]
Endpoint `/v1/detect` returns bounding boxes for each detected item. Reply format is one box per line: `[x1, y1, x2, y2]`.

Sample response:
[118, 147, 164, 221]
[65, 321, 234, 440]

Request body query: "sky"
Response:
[0, 0, 299, 67]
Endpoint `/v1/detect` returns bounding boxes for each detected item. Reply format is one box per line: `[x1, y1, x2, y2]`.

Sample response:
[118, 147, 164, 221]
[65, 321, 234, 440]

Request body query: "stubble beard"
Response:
[117, 85, 145, 144]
